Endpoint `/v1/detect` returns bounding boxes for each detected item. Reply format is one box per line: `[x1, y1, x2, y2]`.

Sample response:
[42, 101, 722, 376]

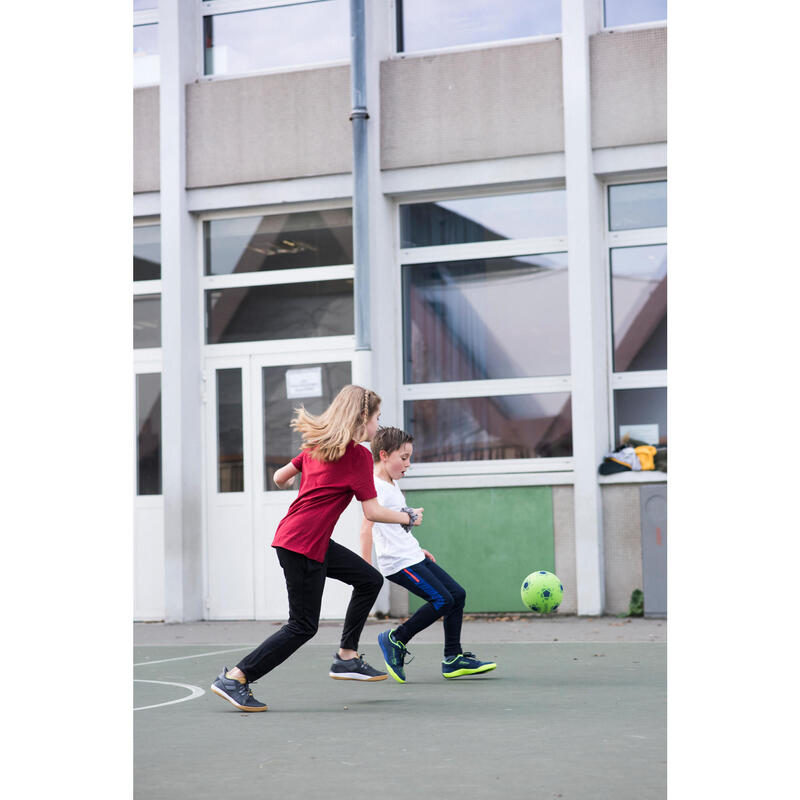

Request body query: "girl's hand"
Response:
[422, 548, 436, 562]
[411, 507, 423, 526]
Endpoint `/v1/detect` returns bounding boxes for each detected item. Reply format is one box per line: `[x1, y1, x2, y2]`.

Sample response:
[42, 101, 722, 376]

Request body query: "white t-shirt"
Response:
[371, 475, 425, 577]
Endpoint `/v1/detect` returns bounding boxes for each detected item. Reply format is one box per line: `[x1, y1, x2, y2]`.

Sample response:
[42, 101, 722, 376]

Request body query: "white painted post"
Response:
[159, 0, 203, 622]
[561, 0, 608, 615]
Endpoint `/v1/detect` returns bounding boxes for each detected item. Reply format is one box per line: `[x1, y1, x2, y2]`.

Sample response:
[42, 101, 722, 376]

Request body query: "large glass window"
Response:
[607, 180, 667, 448]
[610, 245, 666, 372]
[206, 280, 354, 344]
[136, 373, 162, 495]
[204, 210, 352, 275]
[403, 254, 570, 384]
[608, 181, 667, 231]
[604, 0, 667, 28]
[134, 224, 161, 281]
[400, 190, 566, 248]
[398, 0, 561, 53]
[134, 23, 159, 86]
[217, 369, 244, 493]
[613, 387, 666, 447]
[262, 362, 352, 490]
[203, 0, 349, 77]
[203, 209, 354, 347]
[399, 188, 571, 466]
[134, 295, 161, 349]
[405, 393, 572, 462]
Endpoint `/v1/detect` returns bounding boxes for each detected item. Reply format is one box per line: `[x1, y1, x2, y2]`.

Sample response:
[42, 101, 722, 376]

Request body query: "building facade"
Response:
[133, 0, 667, 622]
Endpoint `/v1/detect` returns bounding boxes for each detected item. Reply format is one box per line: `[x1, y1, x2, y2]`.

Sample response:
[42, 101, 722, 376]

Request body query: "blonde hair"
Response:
[291, 385, 382, 462]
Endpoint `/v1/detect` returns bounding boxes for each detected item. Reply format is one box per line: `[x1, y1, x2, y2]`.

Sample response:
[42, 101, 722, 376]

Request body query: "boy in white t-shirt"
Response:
[360, 427, 497, 683]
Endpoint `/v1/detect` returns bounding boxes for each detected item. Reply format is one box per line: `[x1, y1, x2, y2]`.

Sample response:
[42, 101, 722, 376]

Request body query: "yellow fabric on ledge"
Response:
[634, 445, 657, 471]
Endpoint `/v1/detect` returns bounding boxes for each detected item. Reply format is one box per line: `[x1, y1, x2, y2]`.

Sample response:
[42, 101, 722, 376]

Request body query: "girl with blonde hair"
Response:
[211, 385, 424, 711]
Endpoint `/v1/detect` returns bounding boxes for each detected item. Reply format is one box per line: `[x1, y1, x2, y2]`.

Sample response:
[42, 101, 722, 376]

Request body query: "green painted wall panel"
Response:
[403, 487, 555, 613]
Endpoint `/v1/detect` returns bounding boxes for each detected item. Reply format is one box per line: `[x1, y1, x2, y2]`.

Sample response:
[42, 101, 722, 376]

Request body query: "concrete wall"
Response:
[590, 27, 667, 149]
[601, 484, 644, 615]
[133, 32, 668, 192]
[552, 485, 577, 614]
[381, 40, 564, 170]
[186, 66, 352, 188]
[133, 87, 160, 193]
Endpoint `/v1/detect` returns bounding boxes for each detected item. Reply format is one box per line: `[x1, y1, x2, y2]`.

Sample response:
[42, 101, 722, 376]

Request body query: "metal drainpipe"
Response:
[349, 0, 372, 387]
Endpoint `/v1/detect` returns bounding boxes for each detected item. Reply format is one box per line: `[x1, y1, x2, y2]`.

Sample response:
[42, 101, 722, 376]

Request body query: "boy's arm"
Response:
[360, 517, 375, 563]
[273, 461, 300, 489]
[361, 497, 423, 526]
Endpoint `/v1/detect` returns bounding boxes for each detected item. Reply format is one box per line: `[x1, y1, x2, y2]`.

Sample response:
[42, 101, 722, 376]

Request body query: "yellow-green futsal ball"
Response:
[521, 570, 563, 613]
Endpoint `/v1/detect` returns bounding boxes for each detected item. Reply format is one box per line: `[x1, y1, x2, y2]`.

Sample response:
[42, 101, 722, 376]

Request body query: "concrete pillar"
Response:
[159, 0, 203, 622]
[561, 0, 608, 615]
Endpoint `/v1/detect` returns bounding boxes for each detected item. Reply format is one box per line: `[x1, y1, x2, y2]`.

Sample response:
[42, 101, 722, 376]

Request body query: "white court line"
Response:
[133, 646, 251, 667]
[134, 679, 205, 711]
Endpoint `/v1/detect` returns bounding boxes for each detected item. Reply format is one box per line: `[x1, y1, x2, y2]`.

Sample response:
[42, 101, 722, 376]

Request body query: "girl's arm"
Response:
[361, 497, 423, 526]
[273, 462, 301, 489]
[360, 518, 374, 563]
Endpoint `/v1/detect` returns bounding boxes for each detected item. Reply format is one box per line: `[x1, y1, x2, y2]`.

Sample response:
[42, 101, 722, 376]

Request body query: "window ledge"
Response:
[598, 470, 667, 485]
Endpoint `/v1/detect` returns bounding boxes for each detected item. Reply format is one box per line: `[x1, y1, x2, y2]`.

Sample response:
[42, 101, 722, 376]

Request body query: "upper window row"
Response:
[134, 0, 666, 85]
[133, 182, 665, 285]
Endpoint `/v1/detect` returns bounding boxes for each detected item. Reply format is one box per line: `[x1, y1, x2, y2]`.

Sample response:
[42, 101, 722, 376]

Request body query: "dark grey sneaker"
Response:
[210, 667, 268, 711]
[329, 653, 388, 681]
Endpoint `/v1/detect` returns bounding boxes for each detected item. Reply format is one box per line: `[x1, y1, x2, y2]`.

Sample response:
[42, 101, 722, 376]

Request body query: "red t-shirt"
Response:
[272, 441, 377, 563]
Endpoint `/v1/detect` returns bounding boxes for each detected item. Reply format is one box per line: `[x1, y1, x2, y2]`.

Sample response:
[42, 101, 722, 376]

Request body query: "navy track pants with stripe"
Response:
[387, 557, 466, 658]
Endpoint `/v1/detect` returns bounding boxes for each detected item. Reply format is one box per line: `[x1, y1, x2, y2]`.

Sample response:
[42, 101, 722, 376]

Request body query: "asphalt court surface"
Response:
[134, 617, 666, 799]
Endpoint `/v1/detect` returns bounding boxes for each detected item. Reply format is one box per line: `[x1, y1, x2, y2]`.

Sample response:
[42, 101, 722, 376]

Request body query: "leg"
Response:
[325, 539, 384, 653]
[421, 560, 466, 658]
[236, 547, 326, 682]
[389, 558, 462, 654]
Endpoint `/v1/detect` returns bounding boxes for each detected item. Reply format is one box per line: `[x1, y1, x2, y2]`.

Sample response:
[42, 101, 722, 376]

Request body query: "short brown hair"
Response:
[370, 426, 413, 462]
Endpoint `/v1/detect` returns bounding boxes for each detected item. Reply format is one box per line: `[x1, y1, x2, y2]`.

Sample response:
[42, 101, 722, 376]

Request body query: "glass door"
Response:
[251, 352, 360, 619]
[205, 348, 359, 620]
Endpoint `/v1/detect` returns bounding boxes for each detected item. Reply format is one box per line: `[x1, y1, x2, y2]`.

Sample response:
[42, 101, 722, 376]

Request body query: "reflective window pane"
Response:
[134, 294, 161, 349]
[405, 393, 572, 462]
[614, 387, 667, 447]
[204, 0, 349, 76]
[608, 181, 667, 231]
[399, 0, 561, 52]
[610, 245, 666, 372]
[204, 210, 352, 275]
[604, 0, 667, 28]
[134, 1, 158, 10]
[400, 190, 566, 248]
[134, 24, 159, 86]
[403, 254, 569, 383]
[134, 224, 161, 281]
[206, 280, 354, 344]
[217, 369, 244, 493]
[262, 362, 352, 491]
[136, 373, 161, 495]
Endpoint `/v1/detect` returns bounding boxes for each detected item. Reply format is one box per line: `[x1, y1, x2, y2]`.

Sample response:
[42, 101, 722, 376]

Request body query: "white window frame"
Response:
[603, 176, 667, 444]
[396, 186, 575, 477]
[391, 0, 562, 60]
[199, 0, 350, 81]
[199, 203, 358, 359]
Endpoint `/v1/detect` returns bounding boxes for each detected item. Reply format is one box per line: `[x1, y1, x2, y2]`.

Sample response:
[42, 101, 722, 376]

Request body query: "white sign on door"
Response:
[286, 367, 323, 399]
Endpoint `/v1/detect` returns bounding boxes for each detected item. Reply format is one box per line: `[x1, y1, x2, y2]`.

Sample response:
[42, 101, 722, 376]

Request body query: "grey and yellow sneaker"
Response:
[378, 629, 412, 683]
[441, 652, 497, 679]
[329, 653, 388, 681]
[210, 667, 268, 711]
